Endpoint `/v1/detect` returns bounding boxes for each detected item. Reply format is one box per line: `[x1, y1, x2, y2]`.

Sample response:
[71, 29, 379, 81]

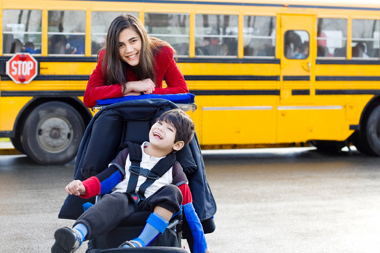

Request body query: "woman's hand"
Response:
[65, 180, 86, 196]
[124, 78, 155, 95]
[139, 78, 155, 94]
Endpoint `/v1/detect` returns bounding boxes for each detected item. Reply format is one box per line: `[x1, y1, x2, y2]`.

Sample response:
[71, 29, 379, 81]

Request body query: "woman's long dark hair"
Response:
[101, 14, 174, 93]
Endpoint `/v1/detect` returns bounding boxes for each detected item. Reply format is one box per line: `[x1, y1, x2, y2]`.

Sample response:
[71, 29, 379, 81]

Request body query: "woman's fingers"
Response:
[142, 79, 155, 94]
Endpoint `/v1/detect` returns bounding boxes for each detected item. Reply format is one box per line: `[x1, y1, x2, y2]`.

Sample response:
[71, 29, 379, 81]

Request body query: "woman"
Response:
[84, 14, 189, 108]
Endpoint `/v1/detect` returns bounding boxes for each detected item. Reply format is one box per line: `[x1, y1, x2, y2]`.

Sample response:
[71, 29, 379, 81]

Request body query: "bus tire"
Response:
[10, 136, 25, 154]
[309, 140, 345, 153]
[360, 104, 380, 156]
[351, 131, 372, 155]
[21, 102, 85, 165]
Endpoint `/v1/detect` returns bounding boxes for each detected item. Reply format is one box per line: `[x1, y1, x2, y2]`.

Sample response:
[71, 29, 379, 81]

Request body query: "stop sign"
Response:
[6, 53, 38, 84]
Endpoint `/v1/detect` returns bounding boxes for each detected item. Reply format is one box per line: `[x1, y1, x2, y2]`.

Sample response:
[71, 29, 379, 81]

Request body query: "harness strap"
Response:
[126, 142, 142, 194]
[138, 153, 176, 197]
[124, 141, 176, 201]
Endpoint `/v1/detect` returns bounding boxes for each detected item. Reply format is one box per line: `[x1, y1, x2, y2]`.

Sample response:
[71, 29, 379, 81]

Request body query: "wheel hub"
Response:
[37, 117, 73, 153]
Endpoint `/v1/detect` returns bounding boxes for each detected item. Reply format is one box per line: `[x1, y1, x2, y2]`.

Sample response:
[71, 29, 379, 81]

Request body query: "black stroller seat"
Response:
[58, 99, 216, 252]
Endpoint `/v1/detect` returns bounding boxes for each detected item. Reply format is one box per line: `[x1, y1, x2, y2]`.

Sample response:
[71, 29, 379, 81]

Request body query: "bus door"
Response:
[277, 14, 316, 143]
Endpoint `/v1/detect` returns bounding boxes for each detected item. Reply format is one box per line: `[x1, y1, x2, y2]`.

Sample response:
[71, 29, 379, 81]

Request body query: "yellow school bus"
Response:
[1, 0, 380, 164]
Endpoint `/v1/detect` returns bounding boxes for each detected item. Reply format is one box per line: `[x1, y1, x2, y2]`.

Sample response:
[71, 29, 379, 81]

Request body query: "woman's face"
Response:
[118, 27, 142, 66]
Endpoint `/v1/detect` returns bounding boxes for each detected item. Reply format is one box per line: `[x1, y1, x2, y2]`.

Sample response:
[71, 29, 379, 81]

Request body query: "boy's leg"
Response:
[120, 184, 182, 248]
[74, 192, 135, 239]
[52, 193, 134, 253]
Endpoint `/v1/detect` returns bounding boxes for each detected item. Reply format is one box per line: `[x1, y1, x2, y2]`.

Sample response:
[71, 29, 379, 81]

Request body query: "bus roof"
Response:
[161, 0, 380, 9]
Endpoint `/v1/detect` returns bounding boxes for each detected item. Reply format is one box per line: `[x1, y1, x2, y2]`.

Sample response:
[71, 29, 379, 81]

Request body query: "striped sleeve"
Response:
[172, 162, 192, 205]
[79, 164, 122, 198]
[172, 161, 188, 186]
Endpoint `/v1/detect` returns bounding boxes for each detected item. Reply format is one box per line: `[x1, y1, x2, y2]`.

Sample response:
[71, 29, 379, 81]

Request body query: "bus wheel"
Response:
[21, 102, 85, 165]
[309, 140, 345, 153]
[10, 136, 25, 154]
[358, 104, 380, 156]
[351, 131, 371, 155]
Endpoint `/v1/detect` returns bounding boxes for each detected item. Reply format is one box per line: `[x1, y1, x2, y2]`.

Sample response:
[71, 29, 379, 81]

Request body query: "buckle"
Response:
[131, 193, 145, 204]
[139, 168, 151, 178]
[132, 194, 140, 203]
[129, 166, 159, 179]
[129, 165, 141, 175]
[146, 173, 160, 180]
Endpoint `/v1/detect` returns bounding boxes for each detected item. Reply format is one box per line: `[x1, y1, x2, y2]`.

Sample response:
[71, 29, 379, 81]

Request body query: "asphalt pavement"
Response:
[1, 147, 380, 253]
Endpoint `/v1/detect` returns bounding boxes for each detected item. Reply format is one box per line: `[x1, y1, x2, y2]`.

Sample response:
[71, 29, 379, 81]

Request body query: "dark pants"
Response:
[74, 185, 182, 240]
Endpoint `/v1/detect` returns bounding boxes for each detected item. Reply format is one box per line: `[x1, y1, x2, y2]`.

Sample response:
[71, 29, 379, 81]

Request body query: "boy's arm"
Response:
[178, 184, 209, 253]
[172, 162, 209, 253]
[78, 148, 129, 199]
[74, 165, 122, 199]
[77, 164, 123, 199]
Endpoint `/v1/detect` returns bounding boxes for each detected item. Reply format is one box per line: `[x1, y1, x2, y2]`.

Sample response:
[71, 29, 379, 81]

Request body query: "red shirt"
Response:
[84, 46, 189, 107]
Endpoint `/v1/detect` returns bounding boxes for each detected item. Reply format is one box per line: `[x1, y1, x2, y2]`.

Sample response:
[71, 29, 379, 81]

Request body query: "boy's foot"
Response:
[51, 227, 82, 253]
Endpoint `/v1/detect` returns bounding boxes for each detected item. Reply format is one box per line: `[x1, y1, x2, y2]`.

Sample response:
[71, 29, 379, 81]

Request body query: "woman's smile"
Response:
[125, 52, 139, 61]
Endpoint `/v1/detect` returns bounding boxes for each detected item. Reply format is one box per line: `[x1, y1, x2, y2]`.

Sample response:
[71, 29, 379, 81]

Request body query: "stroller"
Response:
[58, 97, 217, 252]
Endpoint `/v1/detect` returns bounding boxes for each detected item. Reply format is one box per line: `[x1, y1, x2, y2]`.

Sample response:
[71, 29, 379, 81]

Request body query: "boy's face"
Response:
[149, 120, 184, 153]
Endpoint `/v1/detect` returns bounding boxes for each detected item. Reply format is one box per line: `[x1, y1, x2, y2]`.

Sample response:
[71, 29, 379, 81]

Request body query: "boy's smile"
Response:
[152, 131, 163, 140]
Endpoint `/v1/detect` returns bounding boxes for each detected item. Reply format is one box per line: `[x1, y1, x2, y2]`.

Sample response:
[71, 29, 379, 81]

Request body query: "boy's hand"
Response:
[206, 250, 211, 253]
[65, 180, 86, 196]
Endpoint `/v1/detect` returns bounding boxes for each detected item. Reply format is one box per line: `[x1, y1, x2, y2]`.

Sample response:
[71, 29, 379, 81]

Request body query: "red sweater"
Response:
[84, 46, 189, 107]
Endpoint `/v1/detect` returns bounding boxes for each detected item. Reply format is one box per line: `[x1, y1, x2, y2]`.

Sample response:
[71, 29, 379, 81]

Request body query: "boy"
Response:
[52, 109, 210, 253]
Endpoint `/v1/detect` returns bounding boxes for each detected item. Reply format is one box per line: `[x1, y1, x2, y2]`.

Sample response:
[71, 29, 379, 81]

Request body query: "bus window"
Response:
[3, 10, 42, 54]
[243, 16, 276, 57]
[195, 14, 238, 57]
[352, 19, 380, 59]
[91, 11, 138, 55]
[317, 18, 347, 58]
[48, 10, 86, 55]
[284, 30, 309, 59]
[145, 13, 189, 56]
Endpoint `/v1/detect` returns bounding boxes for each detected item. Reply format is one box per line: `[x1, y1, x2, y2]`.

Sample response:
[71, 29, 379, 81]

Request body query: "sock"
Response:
[73, 223, 88, 243]
[122, 212, 168, 248]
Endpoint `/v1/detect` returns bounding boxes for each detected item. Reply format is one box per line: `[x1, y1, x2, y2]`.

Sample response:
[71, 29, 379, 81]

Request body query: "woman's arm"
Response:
[153, 47, 189, 95]
[123, 79, 155, 95]
[83, 51, 124, 107]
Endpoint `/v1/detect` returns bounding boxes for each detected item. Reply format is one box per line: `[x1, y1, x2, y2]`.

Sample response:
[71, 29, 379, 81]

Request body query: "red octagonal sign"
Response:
[6, 53, 38, 84]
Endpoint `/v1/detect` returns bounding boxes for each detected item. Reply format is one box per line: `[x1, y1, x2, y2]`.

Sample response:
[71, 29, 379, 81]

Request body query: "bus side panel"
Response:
[0, 97, 32, 131]
[277, 94, 374, 143]
[277, 107, 346, 143]
[194, 95, 277, 145]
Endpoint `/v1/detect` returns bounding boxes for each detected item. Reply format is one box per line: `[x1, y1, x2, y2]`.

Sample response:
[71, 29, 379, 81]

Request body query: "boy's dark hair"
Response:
[157, 109, 195, 145]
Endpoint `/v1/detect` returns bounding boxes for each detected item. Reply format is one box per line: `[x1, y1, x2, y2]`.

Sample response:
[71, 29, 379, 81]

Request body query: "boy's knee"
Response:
[143, 185, 182, 214]
[164, 184, 180, 192]
[162, 185, 183, 202]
